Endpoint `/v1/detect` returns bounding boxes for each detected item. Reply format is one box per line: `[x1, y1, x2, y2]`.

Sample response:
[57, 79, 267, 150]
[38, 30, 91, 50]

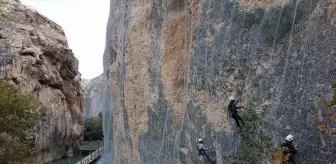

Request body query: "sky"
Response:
[21, 0, 110, 79]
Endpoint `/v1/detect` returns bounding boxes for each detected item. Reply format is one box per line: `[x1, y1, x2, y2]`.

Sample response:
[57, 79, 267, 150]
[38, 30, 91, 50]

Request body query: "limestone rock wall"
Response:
[0, 0, 84, 163]
[83, 74, 103, 118]
[103, 0, 336, 163]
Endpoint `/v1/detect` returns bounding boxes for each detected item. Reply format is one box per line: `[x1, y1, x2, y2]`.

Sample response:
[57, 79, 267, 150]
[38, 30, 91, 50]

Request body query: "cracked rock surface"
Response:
[0, 0, 84, 163]
[82, 74, 103, 118]
[102, 0, 336, 163]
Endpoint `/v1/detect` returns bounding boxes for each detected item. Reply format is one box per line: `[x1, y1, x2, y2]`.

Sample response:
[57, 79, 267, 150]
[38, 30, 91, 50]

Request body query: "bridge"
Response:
[76, 147, 103, 164]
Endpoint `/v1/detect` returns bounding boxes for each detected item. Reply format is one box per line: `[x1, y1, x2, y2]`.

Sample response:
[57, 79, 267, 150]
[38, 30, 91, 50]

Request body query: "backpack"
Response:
[228, 105, 232, 117]
[199, 149, 206, 155]
[197, 144, 206, 155]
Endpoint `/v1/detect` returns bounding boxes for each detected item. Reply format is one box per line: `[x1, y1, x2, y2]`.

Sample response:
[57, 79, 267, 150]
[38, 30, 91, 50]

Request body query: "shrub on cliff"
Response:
[84, 112, 103, 141]
[317, 83, 336, 136]
[235, 107, 275, 164]
[0, 78, 42, 163]
[325, 83, 336, 108]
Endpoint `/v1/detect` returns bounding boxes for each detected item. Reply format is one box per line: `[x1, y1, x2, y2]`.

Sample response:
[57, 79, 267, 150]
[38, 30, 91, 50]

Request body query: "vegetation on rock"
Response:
[83, 112, 103, 141]
[326, 83, 336, 108]
[0, 78, 43, 164]
[317, 83, 336, 136]
[235, 107, 275, 164]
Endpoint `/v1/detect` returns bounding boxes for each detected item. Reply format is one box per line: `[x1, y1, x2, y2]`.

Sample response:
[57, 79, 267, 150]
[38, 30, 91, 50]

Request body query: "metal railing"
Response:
[76, 147, 103, 164]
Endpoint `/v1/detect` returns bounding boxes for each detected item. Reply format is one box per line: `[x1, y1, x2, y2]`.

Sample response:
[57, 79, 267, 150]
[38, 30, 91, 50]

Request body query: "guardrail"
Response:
[76, 147, 103, 164]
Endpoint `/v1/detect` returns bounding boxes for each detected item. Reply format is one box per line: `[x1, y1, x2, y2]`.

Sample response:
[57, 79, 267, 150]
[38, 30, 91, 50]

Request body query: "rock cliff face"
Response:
[81, 78, 91, 88]
[83, 74, 103, 118]
[102, 0, 336, 163]
[0, 0, 84, 163]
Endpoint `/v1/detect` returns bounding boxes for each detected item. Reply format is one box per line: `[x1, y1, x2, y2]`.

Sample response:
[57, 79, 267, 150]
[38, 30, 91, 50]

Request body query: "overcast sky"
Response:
[21, 0, 110, 79]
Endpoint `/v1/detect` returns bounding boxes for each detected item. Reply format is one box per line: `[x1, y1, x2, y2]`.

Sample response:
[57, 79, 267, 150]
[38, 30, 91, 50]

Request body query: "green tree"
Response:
[0, 78, 42, 163]
[83, 112, 103, 141]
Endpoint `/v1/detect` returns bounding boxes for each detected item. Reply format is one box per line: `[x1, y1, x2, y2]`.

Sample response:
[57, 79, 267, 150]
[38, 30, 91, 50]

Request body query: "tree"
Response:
[83, 112, 103, 141]
[0, 79, 42, 164]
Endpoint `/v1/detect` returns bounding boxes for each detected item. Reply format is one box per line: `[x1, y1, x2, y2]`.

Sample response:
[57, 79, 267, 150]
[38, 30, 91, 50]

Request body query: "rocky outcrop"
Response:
[0, 0, 84, 163]
[83, 74, 103, 118]
[102, 0, 336, 164]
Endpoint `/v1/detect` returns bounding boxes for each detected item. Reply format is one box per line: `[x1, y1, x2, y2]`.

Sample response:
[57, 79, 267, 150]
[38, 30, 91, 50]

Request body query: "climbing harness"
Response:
[281, 143, 298, 164]
[282, 147, 292, 164]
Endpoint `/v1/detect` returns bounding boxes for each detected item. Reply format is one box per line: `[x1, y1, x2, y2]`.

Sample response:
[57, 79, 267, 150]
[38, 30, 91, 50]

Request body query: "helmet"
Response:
[229, 96, 235, 101]
[285, 135, 294, 141]
[198, 138, 203, 142]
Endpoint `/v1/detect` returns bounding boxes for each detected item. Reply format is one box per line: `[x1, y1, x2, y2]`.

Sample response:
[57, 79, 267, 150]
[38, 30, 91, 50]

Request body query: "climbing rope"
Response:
[236, 10, 247, 109]
[192, 0, 204, 162]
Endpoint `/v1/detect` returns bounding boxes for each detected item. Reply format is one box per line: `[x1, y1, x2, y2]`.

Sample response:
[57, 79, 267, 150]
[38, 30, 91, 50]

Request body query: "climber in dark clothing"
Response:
[197, 138, 215, 164]
[281, 135, 298, 164]
[228, 96, 245, 128]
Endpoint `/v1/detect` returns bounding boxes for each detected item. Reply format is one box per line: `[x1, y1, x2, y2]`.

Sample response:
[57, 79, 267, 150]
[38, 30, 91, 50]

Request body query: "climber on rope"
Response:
[228, 96, 245, 128]
[196, 138, 215, 164]
[281, 134, 298, 164]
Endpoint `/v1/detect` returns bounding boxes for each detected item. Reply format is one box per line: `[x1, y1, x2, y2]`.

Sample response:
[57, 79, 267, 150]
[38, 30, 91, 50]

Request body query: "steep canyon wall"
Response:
[102, 0, 336, 163]
[83, 74, 103, 118]
[0, 0, 84, 163]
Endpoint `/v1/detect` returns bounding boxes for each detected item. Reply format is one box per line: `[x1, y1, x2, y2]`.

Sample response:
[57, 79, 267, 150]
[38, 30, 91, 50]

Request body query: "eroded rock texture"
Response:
[0, 0, 84, 163]
[102, 0, 336, 163]
[83, 74, 103, 118]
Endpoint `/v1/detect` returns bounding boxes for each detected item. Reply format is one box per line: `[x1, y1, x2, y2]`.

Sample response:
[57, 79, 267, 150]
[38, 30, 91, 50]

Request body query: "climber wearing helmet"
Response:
[228, 96, 245, 128]
[196, 138, 215, 164]
[281, 134, 298, 164]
